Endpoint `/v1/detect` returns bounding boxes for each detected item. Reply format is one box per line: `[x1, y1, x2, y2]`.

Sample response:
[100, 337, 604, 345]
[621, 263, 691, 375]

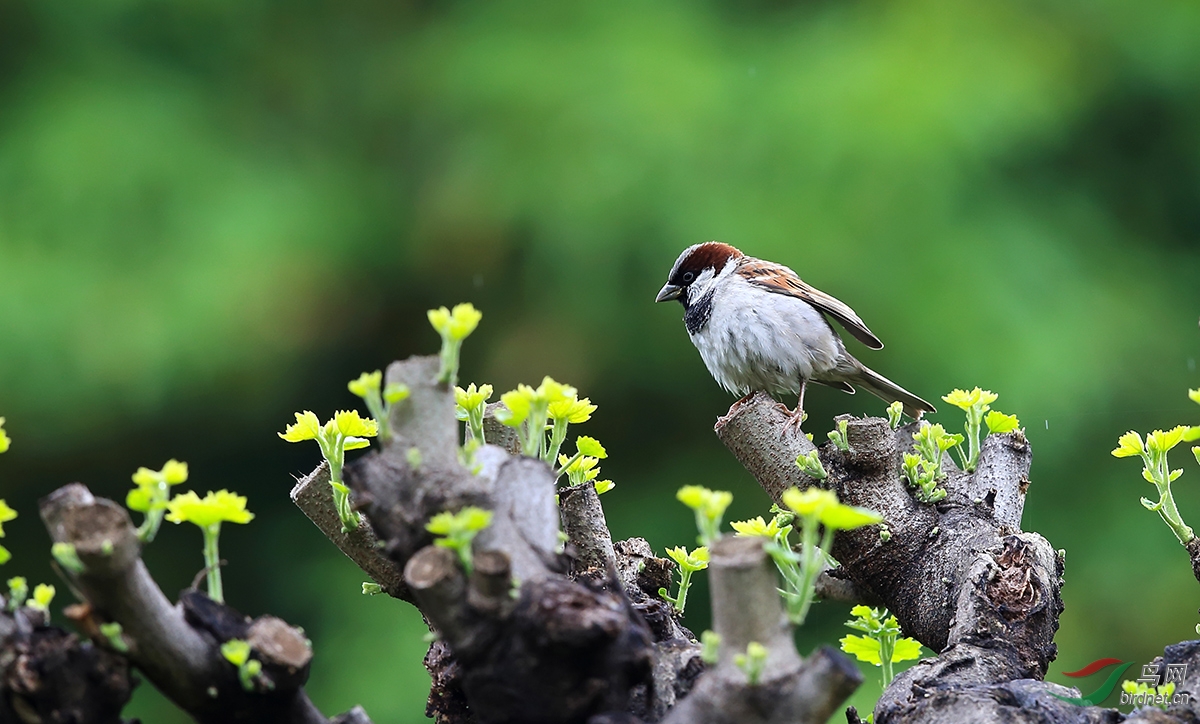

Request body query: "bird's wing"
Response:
[739, 259, 884, 349]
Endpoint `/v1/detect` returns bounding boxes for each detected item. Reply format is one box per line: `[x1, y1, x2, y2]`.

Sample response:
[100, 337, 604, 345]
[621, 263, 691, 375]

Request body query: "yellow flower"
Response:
[428, 303, 483, 341]
[1146, 426, 1189, 455]
[730, 516, 783, 538]
[455, 383, 494, 411]
[279, 411, 322, 442]
[942, 387, 998, 411]
[166, 490, 255, 528]
[348, 371, 382, 398]
[334, 410, 378, 438]
[548, 396, 597, 424]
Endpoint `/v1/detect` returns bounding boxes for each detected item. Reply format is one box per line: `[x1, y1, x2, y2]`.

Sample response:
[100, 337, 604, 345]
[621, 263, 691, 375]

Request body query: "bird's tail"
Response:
[846, 363, 936, 419]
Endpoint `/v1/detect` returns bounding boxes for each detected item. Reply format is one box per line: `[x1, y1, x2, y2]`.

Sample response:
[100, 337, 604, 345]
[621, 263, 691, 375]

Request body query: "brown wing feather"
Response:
[740, 259, 884, 349]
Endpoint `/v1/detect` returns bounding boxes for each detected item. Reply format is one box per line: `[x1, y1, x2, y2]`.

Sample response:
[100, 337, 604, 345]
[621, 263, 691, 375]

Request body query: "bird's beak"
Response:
[655, 283, 682, 303]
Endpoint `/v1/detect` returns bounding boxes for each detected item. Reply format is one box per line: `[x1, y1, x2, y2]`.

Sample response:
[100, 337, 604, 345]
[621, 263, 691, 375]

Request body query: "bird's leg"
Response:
[783, 380, 808, 432]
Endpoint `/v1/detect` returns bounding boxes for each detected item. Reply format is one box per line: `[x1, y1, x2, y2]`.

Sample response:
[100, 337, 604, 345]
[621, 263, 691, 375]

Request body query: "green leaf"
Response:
[125, 486, 154, 513]
[383, 383, 410, 404]
[1112, 431, 1145, 458]
[576, 436, 607, 459]
[0, 417, 8, 454]
[1189, 389, 1200, 406]
[1183, 427, 1200, 443]
[347, 370, 382, 398]
[221, 638, 251, 666]
[892, 637, 923, 663]
[165, 490, 255, 527]
[820, 503, 884, 531]
[344, 437, 371, 451]
[840, 634, 882, 665]
[1147, 426, 1189, 455]
[984, 410, 1020, 434]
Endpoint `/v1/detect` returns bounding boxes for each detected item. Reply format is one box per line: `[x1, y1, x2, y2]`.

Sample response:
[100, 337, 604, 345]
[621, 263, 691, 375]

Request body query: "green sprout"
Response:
[901, 423, 962, 503]
[941, 388, 1020, 471]
[828, 420, 850, 451]
[659, 545, 709, 615]
[126, 459, 189, 543]
[769, 488, 882, 625]
[496, 377, 579, 459]
[700, 630, 721, 665]
[0, 417, 9, 453]
[676, 485, 733, 547]
[556, 435, 608, 486]
[221, 638, 263, 692]
[165, 490, 255, 604]
[99, 622, 129, 653]
[26, 583, 55, 615]
[6, 576, 27, 610]
[796, 450, 828, 480]
[1121, 679, 1175, 710]
[51, 542, 84, 574]
[840, 605, 923, 688]
[349, 370, 409, 444]
[426, 506, 493, 575]
[1113, 426, 1196, 544]
[361, 582, 383, 596]
[886, 402, 904, 431]
[428, 303, 483, 387]
[0, 500, 16, 565]
[594, 479, 616, 495]
[734, 642, 768, 686]
[455, 383, 494, 446]
[279, 410, 378, 532]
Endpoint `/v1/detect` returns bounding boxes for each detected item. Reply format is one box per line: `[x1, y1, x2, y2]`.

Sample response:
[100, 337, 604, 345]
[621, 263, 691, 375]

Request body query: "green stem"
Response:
[674, 567, 693, 613]
[364, 391, 390, 443]
[203, 523, 223, 603]
[545, 418, 569, 463]
[879, 632, 895, 687]
[1155, 455, 1195, 544]
[792, 512, 821, 625]
[468, 406, 486, 445]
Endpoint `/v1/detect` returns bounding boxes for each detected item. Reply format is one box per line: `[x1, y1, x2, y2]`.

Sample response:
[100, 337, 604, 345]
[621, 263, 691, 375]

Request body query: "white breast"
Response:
[689, 274, 844, 397]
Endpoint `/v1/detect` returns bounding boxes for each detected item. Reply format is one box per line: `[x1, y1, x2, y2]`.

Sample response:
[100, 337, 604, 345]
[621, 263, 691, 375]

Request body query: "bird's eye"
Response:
[682, 271, 695, 283]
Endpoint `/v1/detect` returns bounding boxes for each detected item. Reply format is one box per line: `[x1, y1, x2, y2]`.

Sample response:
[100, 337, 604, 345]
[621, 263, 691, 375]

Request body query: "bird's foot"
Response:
[783, 405, 808, 434]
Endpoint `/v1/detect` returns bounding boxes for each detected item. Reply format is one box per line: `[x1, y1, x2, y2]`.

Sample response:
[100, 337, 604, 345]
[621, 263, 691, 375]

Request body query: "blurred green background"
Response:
[1, 0, 1199, 720]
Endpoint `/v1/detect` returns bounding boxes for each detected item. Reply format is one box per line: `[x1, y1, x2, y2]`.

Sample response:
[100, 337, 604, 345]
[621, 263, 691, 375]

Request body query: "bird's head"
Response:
[655, 242, 744, 306]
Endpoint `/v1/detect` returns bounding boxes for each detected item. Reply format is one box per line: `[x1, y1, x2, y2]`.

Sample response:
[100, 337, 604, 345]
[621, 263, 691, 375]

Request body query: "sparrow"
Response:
[655, 242, 935, 421]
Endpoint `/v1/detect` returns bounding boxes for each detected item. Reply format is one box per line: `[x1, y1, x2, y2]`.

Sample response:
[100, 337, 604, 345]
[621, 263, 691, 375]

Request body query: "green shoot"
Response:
[454, 383, 493, 446]
[497, 377, 578, 459]
[886, 402, 904, 431]
[901, 423, 961, 503]
[941, 388, 1020, 471]
[795, 450, 827, 480]
[594, 479, 616, 495]
[51, 542, 84, 574]
[99, 622, 129, 653]
[6, 577, 27, 610]
[768, 487, 882, 625]
[1121, 679, 1175, 710]
[0, 500, 16, 565]
[828, 420, 850, 451]
[1112, 426, 1195, 544]
[556, 436, 608, 484]
[659, 546, 708, 614]
[26, 583, 55, 615]
[0, 417, 9, 453]
[700, 630, 721, 665]
[362, 582, 383, 596]
[165, 490, 255, 604]
[428, 303, 482, 387]
[221, 639, 263, 692]
[840, 605, 923, 688]
[279, 410, 378, 532]
[734, 642, 768, 686]
[427, 507, 493, 575]
[126, 459, 189, 543]
[349, 370, 409, 444]
[676, 485, 733, 546]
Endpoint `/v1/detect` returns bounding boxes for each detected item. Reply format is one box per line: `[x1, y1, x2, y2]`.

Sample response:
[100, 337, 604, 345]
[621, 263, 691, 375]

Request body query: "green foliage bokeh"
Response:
[0, 0, 1198, 720]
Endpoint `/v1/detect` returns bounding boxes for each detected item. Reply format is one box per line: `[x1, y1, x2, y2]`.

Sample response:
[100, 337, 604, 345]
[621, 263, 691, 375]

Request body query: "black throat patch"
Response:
[683, 290, 713, 334]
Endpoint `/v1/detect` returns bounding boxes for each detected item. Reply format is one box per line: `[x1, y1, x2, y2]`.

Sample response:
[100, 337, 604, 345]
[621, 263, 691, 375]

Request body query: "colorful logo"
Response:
[1051, 658, 1134, 706]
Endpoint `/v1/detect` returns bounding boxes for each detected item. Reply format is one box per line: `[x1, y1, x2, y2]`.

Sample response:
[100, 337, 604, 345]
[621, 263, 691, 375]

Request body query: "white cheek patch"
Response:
[685, 267, 718, 305]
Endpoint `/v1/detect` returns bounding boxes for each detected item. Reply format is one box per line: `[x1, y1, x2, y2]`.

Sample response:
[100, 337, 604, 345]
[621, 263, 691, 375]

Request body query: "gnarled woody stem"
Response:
[662, 536, 861, 724]
[38, 483, 348, 724]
